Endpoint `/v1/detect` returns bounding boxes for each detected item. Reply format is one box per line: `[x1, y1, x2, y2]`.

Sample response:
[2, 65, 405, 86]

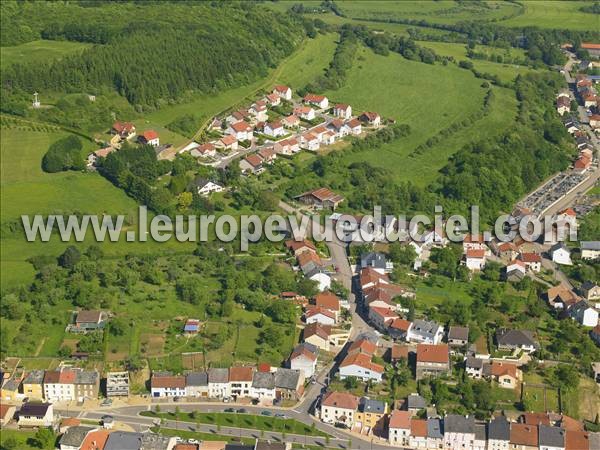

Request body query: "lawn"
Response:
[0, 429, 39, 450]
[322, 45, 496, 185]
[417, 41, 540, 84]
[0, 39, 93, 69]
[499, 1, 599, 31]
[144, 411, 328, 437]
[151, 427, 255, 445]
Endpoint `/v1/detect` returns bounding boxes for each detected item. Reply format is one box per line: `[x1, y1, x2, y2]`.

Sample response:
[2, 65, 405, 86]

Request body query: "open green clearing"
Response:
[499, 1, 600, 31]
[0, 429, 38, 450]
[322, 45, 519, 186]
[144, 411, 328, 437]
[0, 39, 93, 69]
[335, 1, 523, 25]
[417, 41, 539, 84]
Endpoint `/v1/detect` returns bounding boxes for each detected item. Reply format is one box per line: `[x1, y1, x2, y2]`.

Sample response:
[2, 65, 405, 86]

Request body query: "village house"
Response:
[227, 120, 253, 141]
[581, 281, 600, 301]
[488, 416, 511, 450]
[288, 343, 318, 378]
[496, 329, 539, 354]
[273, 85, 292, 101]
[388, 409, 411, 447]
[466, 357, 486, 379]
[549, 243, 572, 265]
[497, 242, 519, 261]
[111, 121, 136, 140]
[328, 119, 350, 138]
[22, 370, 44, 400]
[465, 249, 487, 271]
[274, 368, 304, 401]
[281, 114, 300, 128]
[276, 137, 300, 154]
[361, 252, 393, 274]
[333, 103, 352, 119]
[347, 118, 362, 135]
[0, 404, 15, 427]
[444, 415, 475, 450]
[359, 111, 381, 128]
[368, 306, 399, 331]
[409, 418, 428, 449]
[314, 291, 341, 321]
[194, 142, 217, 158]
[185, 372, 208, 398]
[360, 267, 390, 291]
[354, 397, 387, 435]
[0, 378, 20, 402]
[519, 253, 542, 272]
[505, 259, 526, 282]
[428, 418, 445, 450]
[250, 101, 268, 122]
[258, 146, 277, 164]
[406, 319, 444, 345]
[226, 109, 250, 124]
[447, 326, 469, 347]
[510, 423, 538, 450]
[106, 371, 129, 397]
[293, 105, 316, 121]
[568, 300, 599, 327]
[295, 187, 344, 210]
[485, 361, 522, 389]
[266, 92, 281, 106]
[191, 177, 224, 197]
[72, 310, 108, 332]
[300, 132, 320, 151]
[320, 391, 359, 428]
[303, 93, 329, 109]
[43, 369, 75, 402]
[138, 130, 160, 147]
[251, 371, 276, 402]
[590, 114, 600, 129]
[208, 368, 230, 399]
[388, 318, 413, 341]
[229, 366, 254, 400]
[305, 307, 336, 326]
[239, 154, 264, 175]
[17, 402, 54, 428]
[217, 134, 238, 151]
[538, 424, 566, 450]
[298, 251, 324, 275]
[415, 344, 450, 380]
[264, 121, 285, 137]
[556, 96, 571, 115]
[285, 239, 317, 257]
[546, 285, 579, 310]
[150, 374, 186, 398]
[59, 425, 97, 450]
[581, 241, 600, 260]
[303, 322, 332, 351]
[339, 343, 384, 382]
[86, 146, 116, 167]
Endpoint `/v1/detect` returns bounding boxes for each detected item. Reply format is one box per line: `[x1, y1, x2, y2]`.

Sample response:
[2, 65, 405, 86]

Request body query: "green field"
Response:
[499, 1, 600, 31]
[335, 0, 523, 25]
[0, 39, 93, 69]
[418, 41, 539, 83]
[0, 429, 39, 450]
[323, 45, 520, 186]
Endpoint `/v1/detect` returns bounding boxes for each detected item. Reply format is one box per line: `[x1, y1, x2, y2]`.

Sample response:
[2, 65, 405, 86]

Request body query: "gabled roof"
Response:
[290, 343, 317, 362]
[539, 425, 565, 448]
[208, 368, 229, 383]
[406, 393, 426, 409]
[76, 310, 103, 323]
[389, 318, 412, 332]
[303, 322, 332, 341]
[304, 93, 327, 103]
[59, 426, 95, 448]
[428, 418, 444, 439]
[448, 326, 469, 341]
[274, 85, 290, 94]
[565, 430, 590, 450]
[220, 135, 237, 146]
[297, 187, 343, 203]
[305, 306, 334, 320]
[151, 375, 185, 389]
[274, 368, 301, 390]
[230, 121, 252, 132]
[19, 402, 51, 417]
[252, 372, 275, 389]
[229, 366, 254, 382]
[510, 423, 538, 446]
[369, 306, 398, 321]
[488, 416, 510, 441]
[388, 410, 411, 429]
[520, 252, 542, 263]
[141, 130, 158, 141]
[358, 397, 385, 414]
[244, 153, 263, 168]
[348, 338, 377, 356]
[321, 391, 358, 410]
[360, 111, 380, 121]
[411, 418, 428, 437]
[466, 249, 486, 259]
[488, 361, 519, 379]
[445, 414, 474, 434]
[416, 344, 449, 364]
[496, 329, 538, 348]
[340, 352, 383, 373]
[285, 239, 316, 253]
[334, 103, 350, 110]
[347, 118, 361, 128]
[186, 372, 208, 386]
[315, 291, 340, 312]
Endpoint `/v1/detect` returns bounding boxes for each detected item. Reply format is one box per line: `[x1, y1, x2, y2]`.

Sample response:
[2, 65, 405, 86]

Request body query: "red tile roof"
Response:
[490, 361, 519, 379]
[322, 391, 359, 410]
[388, 410, 411, 429]
[520, 252, 541, 263]
[389, 318, 412, 332]
[141, 130, 158, 141]
[303, 322, 332, 340]
[510, 423, 538, 447]
[151, 375, 185, 389]
[466, 249, 486, 259]
[565, 430, 589, 450]
[581, 42, 600, 50]
[304, 93, 326, 103]
[315, 291, 340, 312]
[416, 344, 449, 364]
[285, 239, 317, 253]
[411, 418, 428, 437]
[220, 135, 237, 146]
[229, 366, 254, 382]
[305, 307, 335, 320]
[274, 85, 290, 94]
[80, 430, 110, 450]
[340, 352, 383, 373]
[348, 339, 377, 356]
[347, 118, 361, 128]
[231, 121, 252, 132]
[244, 154, 263, 168]
[112, 121, 134, 133]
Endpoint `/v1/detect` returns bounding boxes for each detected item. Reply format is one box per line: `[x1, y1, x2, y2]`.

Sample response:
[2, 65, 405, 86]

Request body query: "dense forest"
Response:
[1, 1, 305, 109]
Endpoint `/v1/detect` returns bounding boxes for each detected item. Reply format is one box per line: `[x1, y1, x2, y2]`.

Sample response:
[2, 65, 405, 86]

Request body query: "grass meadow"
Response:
[499, 1, 599, 31]
[0, 39, 93, 69]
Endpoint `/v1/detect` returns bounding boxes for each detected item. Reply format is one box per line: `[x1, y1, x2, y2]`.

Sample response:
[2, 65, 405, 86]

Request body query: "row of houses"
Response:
[1, 367, 99, 403]
[150, 366, 304, 404]
[320, 389, 597, 449]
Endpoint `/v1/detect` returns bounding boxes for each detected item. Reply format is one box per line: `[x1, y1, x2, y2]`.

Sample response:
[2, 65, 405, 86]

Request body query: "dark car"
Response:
[261, 410, 272, 416]
[237, 408, 247, 414]
[224, 408, 235, 413]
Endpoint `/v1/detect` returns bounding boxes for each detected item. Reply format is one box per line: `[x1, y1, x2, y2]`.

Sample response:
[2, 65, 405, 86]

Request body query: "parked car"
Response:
[188, 439, 199, 444]
[261, 410, 272, 416]
[237, 408, 247, 414]
[225, 408, 235, 413]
